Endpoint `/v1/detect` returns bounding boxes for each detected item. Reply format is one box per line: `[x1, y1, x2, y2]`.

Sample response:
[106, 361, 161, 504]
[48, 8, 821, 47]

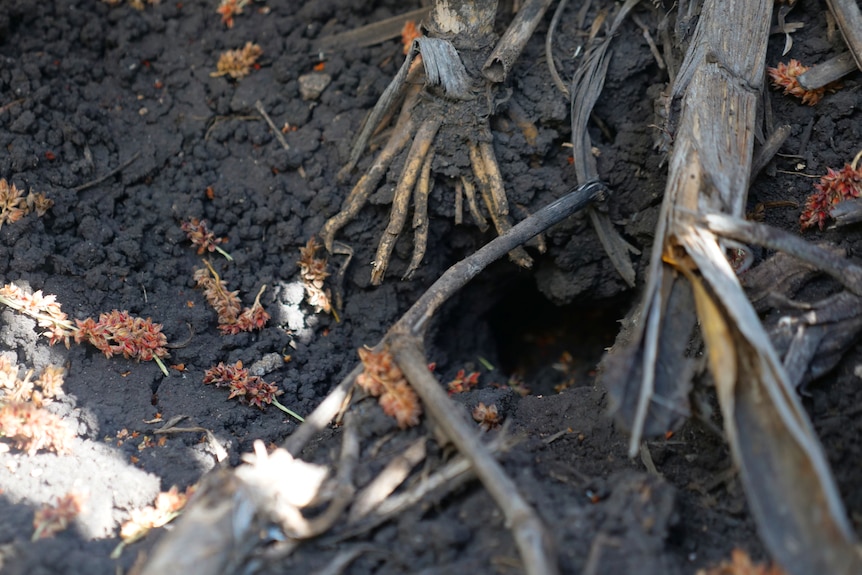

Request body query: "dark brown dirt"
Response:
[0, 1, 860, 574]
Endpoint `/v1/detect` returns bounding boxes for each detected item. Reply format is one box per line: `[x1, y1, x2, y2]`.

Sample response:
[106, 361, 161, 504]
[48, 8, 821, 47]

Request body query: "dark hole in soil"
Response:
[487, 279, 631, 396]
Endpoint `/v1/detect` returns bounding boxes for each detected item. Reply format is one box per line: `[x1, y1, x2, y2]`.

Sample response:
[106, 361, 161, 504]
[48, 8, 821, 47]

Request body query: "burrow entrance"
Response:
[486, 278, 632, 396]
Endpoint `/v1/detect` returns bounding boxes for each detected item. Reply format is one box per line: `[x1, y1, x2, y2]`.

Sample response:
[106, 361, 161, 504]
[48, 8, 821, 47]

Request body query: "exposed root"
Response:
[320, 95, 418, 253]
[320, 11, 546, 284]
[461, 175, 488, 230]
[371, 116, 442, 284]
[469, 140, 533, 267]
[406, 150, 435, 279]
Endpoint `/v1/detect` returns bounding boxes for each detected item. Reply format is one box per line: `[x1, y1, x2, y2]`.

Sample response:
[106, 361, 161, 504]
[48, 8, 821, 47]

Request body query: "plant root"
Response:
[320, 100, 417, 254]
[406, 150, 435, 279]
[371, 116, 441, 284]
[469, 140, 533, 267]
[320, 6, 553, 284]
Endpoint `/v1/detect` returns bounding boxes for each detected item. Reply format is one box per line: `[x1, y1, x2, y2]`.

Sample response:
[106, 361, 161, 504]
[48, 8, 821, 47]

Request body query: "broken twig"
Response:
[389, 335, 559, 575]
[483, 0, 555, 83]
[73, 152, 142, 192]
[312, 7, 431, 52]
[797, 51, 857, 91]
[255, 100, 290, 151]
[824, 0, 862, 71]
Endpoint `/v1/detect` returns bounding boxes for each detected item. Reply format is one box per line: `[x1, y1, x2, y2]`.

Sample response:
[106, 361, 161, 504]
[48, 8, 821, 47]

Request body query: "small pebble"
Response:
[298, 73, 331, 101]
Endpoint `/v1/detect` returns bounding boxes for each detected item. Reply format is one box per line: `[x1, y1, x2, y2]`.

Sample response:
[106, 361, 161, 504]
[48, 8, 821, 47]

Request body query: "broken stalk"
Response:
[601, 1, 862, 572]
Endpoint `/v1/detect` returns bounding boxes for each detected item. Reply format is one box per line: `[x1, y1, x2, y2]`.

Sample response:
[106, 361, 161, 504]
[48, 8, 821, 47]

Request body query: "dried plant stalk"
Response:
[603, 1, 862, 573]
[825, 0, 862, 71]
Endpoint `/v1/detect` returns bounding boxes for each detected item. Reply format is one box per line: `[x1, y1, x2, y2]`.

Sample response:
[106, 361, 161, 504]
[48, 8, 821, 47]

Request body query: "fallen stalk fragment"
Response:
[332, 433, 510, 541]
[270, 398, 305, 422]
[825, 0, 862, 71]
[389, 335, 559, 575]
[483, 0, 555, 83]
[255, 99, 290, 151]
[701, 213, 862, 295]
[138, 419, 360, 575]
[312, 7, 432, 52]
[797, 52, 858, 90]
[73, 151, 141, 192]
[568, 0, 642, 287]
[545, 0, 572, 98]
[751, 124, 792, 179]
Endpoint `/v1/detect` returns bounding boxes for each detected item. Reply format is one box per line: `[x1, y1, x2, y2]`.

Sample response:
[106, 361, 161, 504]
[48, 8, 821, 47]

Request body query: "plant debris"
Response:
[0, 284, 169, 375]
[0, 284, 74, 345]
[0, 179, 52, 230]
[216, 0, 248, 28]
[297, 237, 334, 316]
[472, 402, 501, 431]
[181, 218, 233, 261]
[118, 485, 193, 547]
[32, 492, 86, 540]
[447, 368, 480, 394]
[696, 549, 786, 575]
[75, 310, 169, 364]
[356, 347, 421, 429]
[211, 42, 262, 79]
[0, 401, 74, 455]
[0, 357, 66, 406]
[800, 154, 862, 230]
[193, 261, 270, 334]
[203, 360, 282, 409]
[767, 59, 839, 105]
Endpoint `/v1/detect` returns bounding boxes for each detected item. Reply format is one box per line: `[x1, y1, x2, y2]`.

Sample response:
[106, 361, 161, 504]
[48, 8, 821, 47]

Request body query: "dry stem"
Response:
[602, 1, 862, 572]
[389, 335, 559, 575]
